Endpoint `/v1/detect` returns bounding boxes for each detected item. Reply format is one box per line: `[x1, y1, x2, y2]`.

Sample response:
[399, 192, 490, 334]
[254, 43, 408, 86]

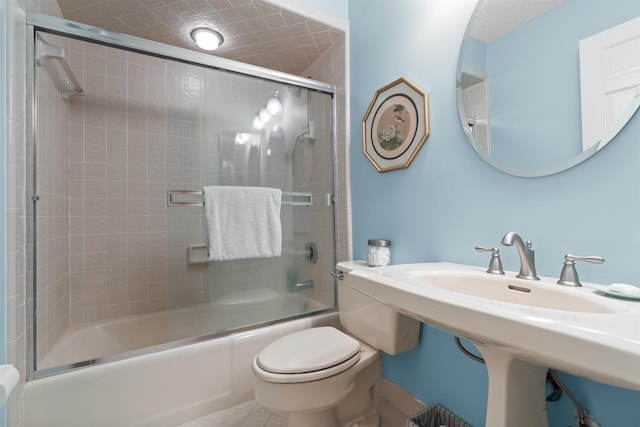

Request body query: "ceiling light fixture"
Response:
[190, 28, 224, 51]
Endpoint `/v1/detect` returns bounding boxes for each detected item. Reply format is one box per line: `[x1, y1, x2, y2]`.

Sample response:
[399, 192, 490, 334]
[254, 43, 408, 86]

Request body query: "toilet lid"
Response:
[257, 327, 361, 374]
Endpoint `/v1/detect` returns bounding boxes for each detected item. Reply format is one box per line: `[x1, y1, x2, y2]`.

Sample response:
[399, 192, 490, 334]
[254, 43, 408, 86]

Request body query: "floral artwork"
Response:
[378, 104, 407, 151]
[362, 78, 429, 172]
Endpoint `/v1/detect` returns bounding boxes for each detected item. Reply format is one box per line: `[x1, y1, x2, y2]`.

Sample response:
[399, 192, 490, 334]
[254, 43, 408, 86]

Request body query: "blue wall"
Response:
[349, 1, 640, 426]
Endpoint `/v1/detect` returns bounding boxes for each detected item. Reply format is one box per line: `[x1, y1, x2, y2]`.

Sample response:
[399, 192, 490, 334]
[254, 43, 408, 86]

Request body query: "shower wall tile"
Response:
[7, 0, 65, 425]
[66, 40, 172, 324]
[164, 62, 209, 309]
[33, 30, 72, 365]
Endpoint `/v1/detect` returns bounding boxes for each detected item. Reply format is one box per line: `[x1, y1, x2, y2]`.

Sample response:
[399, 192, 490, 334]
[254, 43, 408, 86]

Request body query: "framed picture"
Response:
[362, 77, 429, 172]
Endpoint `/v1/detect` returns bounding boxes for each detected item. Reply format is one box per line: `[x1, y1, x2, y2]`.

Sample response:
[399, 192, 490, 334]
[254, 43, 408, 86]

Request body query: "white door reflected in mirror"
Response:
[579, 16, 640, 152]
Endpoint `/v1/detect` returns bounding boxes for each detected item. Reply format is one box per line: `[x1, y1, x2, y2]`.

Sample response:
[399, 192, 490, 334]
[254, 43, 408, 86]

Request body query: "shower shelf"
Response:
[167, 189, 313, 207]
[35, 35, 84, 98]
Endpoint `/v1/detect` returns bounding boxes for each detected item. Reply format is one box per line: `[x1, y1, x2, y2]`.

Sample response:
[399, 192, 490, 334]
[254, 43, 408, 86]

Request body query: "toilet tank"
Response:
[335, 261, 420, 355]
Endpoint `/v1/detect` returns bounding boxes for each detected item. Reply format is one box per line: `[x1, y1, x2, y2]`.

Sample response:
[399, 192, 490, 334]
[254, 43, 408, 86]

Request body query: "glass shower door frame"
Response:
[25, 12, 339, 380]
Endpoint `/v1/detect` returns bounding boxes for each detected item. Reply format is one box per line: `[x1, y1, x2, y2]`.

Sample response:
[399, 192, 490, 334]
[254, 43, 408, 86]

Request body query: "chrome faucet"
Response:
[501, 232, 540, 280]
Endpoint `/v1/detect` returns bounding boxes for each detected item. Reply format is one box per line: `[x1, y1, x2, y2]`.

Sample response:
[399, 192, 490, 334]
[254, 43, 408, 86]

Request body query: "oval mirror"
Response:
[457, 0, 640, 177]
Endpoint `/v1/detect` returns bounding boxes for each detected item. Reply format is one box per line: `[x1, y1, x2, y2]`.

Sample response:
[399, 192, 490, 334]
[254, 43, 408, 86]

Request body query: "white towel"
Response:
[203, 186, 282, 261]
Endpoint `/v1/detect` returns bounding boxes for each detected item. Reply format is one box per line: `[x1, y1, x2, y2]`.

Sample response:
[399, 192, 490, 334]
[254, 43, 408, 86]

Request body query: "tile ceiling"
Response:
[55, 0, 344, 75]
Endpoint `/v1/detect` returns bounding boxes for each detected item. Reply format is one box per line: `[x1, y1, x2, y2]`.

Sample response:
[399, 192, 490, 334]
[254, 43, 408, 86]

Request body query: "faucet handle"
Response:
[475, 246, 505, 275]
[557, 253, 605, 287]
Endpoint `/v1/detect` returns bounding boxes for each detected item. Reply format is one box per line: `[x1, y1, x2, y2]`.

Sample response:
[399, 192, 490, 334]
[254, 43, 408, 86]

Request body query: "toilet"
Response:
[252, 262, 421, 427]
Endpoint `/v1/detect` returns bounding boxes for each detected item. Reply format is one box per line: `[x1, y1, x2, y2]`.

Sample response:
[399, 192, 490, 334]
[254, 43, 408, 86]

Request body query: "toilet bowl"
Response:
[253, 327, 382, 427]
[252, 262, 421, 427]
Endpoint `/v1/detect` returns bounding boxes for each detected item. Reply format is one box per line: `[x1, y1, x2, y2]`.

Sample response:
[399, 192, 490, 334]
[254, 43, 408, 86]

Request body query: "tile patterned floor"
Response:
[179, 396, 407, 427]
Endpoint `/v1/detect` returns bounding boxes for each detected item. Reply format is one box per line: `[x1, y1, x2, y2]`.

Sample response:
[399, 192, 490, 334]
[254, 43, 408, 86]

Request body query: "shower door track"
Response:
[26, 13, 336, 95]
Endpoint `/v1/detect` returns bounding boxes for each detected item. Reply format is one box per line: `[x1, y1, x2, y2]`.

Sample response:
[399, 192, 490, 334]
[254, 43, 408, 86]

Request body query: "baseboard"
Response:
[374, 377, 427, 419]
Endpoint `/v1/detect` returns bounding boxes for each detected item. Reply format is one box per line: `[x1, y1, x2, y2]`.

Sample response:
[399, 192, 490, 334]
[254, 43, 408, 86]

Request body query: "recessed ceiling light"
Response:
[190, 28, 224, 51]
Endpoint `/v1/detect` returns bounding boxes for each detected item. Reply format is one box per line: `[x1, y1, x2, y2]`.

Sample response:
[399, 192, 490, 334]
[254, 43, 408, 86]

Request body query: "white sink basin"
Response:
[338, 261, 640, 427]
[397, 269, 614, 313]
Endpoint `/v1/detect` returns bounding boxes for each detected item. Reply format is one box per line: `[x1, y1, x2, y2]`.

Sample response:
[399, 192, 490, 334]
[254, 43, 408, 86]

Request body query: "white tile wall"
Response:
[303, 33, 350, 263]
[165, 61, 209, 308]
[7, 1, 65, 425]
[33, 31, 71, 364]
[63, 41, 172, 323]
[37, 33, 348, 328]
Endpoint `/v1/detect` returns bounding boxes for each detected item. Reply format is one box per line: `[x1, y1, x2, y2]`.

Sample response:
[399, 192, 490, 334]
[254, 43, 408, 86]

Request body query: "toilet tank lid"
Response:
[257, 327, 360, 374]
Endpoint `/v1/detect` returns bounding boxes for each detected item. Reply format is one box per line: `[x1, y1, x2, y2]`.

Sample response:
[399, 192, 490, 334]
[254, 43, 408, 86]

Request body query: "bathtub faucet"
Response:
[501, 232, 539, 281]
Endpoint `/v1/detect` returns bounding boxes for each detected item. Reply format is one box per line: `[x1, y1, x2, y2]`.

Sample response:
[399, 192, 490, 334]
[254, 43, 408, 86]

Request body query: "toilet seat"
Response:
[254, 327, 361, 384]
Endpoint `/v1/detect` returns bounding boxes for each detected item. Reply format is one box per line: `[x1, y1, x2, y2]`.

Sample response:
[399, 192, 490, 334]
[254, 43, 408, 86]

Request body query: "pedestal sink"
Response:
[336, 261, 640, 427]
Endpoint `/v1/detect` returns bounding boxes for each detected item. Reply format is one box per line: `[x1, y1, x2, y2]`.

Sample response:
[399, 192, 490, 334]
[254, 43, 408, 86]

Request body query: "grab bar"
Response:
[167, 190, 313, 207]
[36, 35, 84, 98]
[167, 190, 204, 207]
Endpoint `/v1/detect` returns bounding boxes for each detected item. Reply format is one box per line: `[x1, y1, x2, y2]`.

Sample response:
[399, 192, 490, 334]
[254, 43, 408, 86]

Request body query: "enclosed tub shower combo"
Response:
[24, 12, 340, 426]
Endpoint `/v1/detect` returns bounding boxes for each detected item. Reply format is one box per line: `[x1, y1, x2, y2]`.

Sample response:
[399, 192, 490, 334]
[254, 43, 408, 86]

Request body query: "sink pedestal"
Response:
[478, 347, 548, 427]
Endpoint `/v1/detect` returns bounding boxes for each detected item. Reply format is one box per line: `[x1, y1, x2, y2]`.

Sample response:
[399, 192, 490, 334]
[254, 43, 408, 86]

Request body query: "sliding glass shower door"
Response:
[29, 16, 337, 377]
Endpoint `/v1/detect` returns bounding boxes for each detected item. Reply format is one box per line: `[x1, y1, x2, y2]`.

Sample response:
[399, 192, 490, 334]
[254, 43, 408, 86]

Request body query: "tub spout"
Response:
[501, 232, 539, 280]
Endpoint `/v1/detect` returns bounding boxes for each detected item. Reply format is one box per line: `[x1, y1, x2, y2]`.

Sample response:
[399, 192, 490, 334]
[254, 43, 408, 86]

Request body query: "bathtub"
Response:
[25, 296, 338, 427]
[39, 289, 323, 369]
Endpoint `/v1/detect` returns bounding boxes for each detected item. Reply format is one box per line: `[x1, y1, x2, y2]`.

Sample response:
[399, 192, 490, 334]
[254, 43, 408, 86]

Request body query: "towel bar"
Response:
[167, 189, 313, 207]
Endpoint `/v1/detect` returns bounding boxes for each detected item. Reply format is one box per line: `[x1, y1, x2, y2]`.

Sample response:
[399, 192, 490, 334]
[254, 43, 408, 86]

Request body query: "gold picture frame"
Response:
[362, 77, 430, 172]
